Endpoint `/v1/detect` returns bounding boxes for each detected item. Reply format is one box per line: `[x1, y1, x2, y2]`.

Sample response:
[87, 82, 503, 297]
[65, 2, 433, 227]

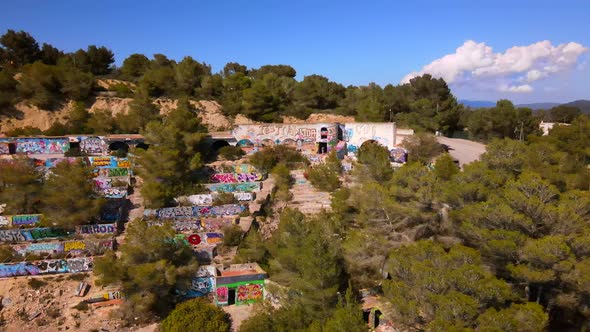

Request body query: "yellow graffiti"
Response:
[117, 159, 131, 168]
[64, 241, 86, 252]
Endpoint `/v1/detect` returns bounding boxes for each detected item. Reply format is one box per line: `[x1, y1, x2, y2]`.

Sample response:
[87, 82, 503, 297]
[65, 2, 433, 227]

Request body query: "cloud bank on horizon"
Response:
[401, 40, 588, 94]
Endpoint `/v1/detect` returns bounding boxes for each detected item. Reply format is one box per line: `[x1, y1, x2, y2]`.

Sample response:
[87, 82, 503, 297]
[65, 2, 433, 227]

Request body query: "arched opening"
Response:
[236, 139, 254, 147]
[109, 141, 130, 152]
[135, 142, 149, 150]
[281, 138, 297, 147]
[360, 139, 380, 149]
[211, 140, 230, 151]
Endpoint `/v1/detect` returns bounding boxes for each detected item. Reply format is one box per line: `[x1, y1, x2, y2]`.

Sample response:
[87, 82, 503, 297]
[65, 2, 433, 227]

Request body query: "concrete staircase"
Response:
[288, 169, 331, 215]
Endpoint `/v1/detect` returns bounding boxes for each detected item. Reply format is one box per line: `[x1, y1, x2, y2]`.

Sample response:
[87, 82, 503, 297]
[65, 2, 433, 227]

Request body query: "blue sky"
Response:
[1, 0, 588, 103]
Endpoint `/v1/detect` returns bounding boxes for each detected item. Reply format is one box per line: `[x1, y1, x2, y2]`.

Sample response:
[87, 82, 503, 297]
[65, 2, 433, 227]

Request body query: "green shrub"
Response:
[109, 83, 134, 98]
[218, 145, 245, 161]
[222, 224, 244, 246]
[161, 298, 232, 332]
[212, 192, 238, 206]
[249, 145, 308, 174]
[307, 164, 341, 191]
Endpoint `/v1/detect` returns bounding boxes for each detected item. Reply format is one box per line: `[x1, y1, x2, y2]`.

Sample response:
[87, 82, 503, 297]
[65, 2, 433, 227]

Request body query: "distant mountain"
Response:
[516, 102, 560, 110]
[459, 99, 590, 112]
[562, 100, 590, 113]
[459, 100, 496, 108]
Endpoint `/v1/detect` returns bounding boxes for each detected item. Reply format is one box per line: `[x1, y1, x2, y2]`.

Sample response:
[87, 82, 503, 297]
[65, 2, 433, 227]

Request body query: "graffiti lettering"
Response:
[0, 257, 93, 278]
[0, 143, 10, 155]
[80, 137, 105, 154]
[64, 241, 86, 252]
[9, 214, 42, 226]
[102, 187, 127, 198]
[108, 167, 129, 177]
[16, 139, 69, 154]
[0, 228, 69, 243]
[77, 223, 117, 235]
[233, 192, 255, 201]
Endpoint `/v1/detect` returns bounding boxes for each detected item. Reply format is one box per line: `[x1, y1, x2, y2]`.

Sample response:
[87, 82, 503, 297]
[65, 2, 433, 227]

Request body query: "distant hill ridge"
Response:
[460, 99, 590, 113]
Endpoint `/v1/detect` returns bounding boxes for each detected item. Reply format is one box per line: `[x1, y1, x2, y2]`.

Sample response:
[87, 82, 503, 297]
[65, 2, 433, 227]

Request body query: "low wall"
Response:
[206, 182, 261, 193]
[144, 204, 246, 219]
[0, 257, 93, 278]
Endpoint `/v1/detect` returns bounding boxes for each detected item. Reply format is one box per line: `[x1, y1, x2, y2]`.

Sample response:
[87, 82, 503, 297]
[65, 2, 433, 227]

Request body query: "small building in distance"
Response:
[539, 121, 570, 136]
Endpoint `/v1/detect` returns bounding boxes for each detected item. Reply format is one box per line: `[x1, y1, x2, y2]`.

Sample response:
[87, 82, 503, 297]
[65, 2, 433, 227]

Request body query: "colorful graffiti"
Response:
[15, 138, 70, 154]
[343, 123, 396, 155]
[0, 214, 42, 227]
[176, 233, 224, 246]
[200, 218, 237, 231]
[102, 187, 128, 198]
[44, 157, 78, 169]
[77, 223, 117, 235]
[214, 164, 259, 174]
[87, 157, 130, 169]
[390, 147, 408, 163]
[181, 192, 255, 206]
[206, 182, 261, 193]
[85, 291, 124, 303]
[80, 137, 106, 154]
[210, 172, 262, 183]
[216, 286, 229, 304]
[0, 228, 70, 243]
[12, 239, 112, 256]
[0, 142, 10, 155]
[0, 257, 93, 278]
[236, 284, 263, 303]
[145, 204, 246, 219]
[147, 220, 202, 232]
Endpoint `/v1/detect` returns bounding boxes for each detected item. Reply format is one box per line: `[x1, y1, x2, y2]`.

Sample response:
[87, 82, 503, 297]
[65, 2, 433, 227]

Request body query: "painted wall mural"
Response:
[206, 182, 261, 193]
[87, 157, 130, 169]
[216, 286, 229, 305]
[389, 147, 408, 164]
[80, 137, 107, 154]
[0, 228, 70, 243]
[11, 239, 112, 256]
[0, 257, 93, 278]
[15, 138, 70, 154]
[102, 187, 128, 199]
[144, 204, 246, 219]
[210, 172, 262, 183]
[176, 233, 225, 246]
[343, 123, 396, 155]
[147, 220, 202, 232]
[77, 223, 117, 235]
[0, 142, 10, 155]
[236, 283, 264, 304]
[231, 123, 339, 154]
[0, 214, 42, 227]
[213, 164, 259, 174]
[180, 192, 255, 206]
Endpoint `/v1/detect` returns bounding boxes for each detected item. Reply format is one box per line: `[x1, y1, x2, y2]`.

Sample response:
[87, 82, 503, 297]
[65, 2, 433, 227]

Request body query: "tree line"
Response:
[2, 29, 586, 141]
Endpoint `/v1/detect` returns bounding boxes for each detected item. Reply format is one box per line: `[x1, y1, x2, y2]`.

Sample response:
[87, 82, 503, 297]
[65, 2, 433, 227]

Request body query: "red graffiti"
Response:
[188, 234, 201, 245]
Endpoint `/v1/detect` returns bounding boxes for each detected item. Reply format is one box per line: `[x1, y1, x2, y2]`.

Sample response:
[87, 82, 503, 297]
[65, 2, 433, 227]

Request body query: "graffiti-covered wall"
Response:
[148, 218, 237, 232]
[180, 192, 255, 205]
[0, 257, 93, 278]
[14, 138, 70, 154]
[11, 239, 113, 256]
[76, 223, 117, 235]
[79, 137, 107, 155]
[0, 214, 42, 227]
[0, 142, 9, 155]
[343, 123, 396, 154]
[144, 204, 246, 219]
[0, 228, 70, 243]
[206, 182, 261, 193]
[231, 123, 339, 154]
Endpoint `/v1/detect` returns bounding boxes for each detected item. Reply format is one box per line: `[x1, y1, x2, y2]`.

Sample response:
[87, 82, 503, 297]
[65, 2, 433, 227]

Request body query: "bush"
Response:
[212, 192, 238, 206]
[249, 145, 308, 174]
[271, 163, 293, 202]
[307, 164, 341, 191]
[73, 302, 89, 311]
[218, 145, 245, 161]
[222, 224, 244, 246]
[160, 298, 232, 332]
[109, 83, 134, 98]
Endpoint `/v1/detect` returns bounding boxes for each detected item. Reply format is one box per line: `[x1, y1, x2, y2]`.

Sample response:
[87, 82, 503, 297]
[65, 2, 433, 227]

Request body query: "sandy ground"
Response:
[436, 137, 486, 167]
[0, 272, 128, 332]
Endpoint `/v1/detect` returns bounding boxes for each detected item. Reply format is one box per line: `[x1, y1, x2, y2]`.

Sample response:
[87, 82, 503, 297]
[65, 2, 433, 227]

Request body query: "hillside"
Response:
[563, 99, 590, 113]
[460, 99, 590, 111]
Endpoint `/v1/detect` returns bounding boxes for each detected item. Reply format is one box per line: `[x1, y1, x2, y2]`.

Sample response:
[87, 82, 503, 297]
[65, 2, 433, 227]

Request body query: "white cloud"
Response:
[499, 84, 533, 93]
[401, 40, 588, 93]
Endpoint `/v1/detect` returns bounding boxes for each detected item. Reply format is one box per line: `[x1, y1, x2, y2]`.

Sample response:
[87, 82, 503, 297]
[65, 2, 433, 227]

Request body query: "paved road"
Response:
[436, 137, 486, 167]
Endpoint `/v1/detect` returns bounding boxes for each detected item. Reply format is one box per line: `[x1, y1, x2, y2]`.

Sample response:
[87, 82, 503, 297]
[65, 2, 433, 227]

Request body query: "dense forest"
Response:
[1, 29, 584, 139]
[1, 29, 590, 331]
